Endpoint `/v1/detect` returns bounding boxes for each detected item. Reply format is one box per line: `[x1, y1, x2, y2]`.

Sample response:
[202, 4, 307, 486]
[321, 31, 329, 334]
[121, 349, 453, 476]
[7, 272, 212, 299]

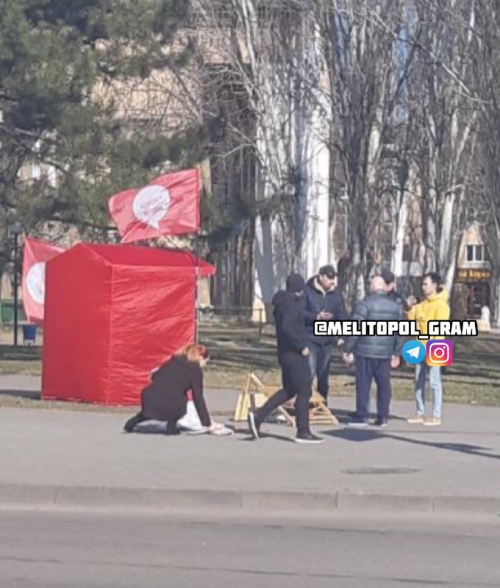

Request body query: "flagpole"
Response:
[194, 232, 200, 343]
[194, 165, 201, 344]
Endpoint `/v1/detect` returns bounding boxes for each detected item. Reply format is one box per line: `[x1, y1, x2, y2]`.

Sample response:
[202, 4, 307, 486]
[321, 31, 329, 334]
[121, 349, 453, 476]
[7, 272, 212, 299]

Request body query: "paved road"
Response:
[1, 509, 499, 587]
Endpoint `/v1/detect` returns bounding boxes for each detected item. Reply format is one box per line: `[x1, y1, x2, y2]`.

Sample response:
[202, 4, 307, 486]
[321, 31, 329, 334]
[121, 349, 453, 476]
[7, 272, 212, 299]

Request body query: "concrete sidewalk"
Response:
[0, 381, 499, 517]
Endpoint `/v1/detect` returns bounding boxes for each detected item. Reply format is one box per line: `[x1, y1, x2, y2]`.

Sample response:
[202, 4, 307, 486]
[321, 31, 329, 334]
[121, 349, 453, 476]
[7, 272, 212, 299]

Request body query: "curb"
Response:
[0, 484, 499, 516]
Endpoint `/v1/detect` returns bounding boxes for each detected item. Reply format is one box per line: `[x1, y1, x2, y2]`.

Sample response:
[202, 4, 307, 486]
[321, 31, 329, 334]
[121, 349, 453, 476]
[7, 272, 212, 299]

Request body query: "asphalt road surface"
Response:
[1, 509, 499, 587]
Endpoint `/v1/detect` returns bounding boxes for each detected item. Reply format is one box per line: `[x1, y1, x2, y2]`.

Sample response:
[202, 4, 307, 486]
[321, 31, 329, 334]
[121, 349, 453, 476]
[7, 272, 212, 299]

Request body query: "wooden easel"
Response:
[234, 372, 339, 427]
[233, 372, 295, 425]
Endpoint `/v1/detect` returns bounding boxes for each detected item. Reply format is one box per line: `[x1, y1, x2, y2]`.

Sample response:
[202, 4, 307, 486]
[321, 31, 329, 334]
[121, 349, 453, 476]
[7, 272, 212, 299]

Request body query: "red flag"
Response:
[22, 238, 65, 325]
[108, 168, 200, 243]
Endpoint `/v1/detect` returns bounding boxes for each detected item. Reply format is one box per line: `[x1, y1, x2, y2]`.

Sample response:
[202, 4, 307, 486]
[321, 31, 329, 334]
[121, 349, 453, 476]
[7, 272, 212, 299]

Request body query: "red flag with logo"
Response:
[108, 168, 200, 243]
[22, 238, 65, 325]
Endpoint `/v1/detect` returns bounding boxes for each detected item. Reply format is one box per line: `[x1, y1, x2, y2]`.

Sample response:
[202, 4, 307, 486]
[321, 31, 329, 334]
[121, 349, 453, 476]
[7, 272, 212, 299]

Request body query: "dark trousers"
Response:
[124, 406, 185, 431]
[355, 356, 392, 420]
[308, 342, 333, 399]
[124, 411, 147, 431]
[255, 353, 312, 433]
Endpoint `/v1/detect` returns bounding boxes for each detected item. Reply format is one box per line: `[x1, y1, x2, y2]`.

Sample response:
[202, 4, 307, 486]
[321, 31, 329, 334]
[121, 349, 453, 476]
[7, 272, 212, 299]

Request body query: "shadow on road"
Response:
[322, 427, 500, 461]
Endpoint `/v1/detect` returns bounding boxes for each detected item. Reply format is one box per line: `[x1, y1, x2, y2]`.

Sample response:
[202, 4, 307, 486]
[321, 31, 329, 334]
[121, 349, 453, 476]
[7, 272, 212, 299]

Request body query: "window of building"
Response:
[466, 245, 485, 262]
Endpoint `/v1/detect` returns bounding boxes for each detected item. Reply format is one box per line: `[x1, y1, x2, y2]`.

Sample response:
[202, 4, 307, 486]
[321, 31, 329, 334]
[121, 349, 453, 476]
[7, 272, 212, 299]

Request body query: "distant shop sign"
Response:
[456, 268, 492, 282]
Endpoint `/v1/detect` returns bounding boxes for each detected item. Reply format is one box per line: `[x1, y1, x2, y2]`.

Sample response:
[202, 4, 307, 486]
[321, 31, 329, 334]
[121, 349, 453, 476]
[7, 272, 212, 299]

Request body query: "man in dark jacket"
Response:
[248, 273, 324, 444]
[303, 265, 349, 403]
[343, 275, 403, 427]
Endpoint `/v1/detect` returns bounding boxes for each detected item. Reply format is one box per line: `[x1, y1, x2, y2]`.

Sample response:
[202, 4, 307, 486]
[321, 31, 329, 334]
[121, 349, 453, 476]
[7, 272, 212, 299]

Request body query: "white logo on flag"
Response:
[27, 262, 46, 305]
[132, 185, 171, 229]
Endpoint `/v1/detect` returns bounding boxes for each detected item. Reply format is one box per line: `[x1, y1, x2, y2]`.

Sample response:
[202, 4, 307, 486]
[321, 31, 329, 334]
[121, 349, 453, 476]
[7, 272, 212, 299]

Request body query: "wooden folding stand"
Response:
[233, 372, 339, 427]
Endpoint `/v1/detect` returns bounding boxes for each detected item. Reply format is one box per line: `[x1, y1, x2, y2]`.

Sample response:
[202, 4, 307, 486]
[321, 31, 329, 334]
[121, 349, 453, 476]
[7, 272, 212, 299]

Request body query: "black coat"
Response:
[303, 277, 349, 345]
[272, 290, 308, 357]
[344, 289, 404, 359]
[140, 355, 211, 426]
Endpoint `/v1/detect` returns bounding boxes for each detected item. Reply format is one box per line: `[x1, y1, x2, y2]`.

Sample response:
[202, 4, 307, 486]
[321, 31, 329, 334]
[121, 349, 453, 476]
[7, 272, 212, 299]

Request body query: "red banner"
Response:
[108, 168, 200, 243]
[22, 238, 65, 325]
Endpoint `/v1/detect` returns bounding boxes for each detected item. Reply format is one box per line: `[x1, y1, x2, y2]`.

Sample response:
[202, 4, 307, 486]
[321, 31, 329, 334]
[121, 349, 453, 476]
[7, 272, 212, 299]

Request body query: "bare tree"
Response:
[312, 0, 414, 305]
[404, 0, 478, 292]
[192, 0, 330, 316]
[471, 0, 500, 324]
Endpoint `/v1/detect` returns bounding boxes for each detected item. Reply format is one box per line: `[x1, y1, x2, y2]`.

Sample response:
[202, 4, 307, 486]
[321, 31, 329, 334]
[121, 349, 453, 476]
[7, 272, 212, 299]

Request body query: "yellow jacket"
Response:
[406, 288, 450, 339]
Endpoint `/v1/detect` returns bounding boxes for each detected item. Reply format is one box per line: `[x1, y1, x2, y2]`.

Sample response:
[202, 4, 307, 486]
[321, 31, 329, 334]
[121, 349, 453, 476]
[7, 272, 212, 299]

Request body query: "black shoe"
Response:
[295, 431, 325, 444]
[374, 418, 388, 428]
[347, 416, 369, 427]
[123, 415, 139, 433]
[247, 411, 260, 439]
[166, 422, 180, 436]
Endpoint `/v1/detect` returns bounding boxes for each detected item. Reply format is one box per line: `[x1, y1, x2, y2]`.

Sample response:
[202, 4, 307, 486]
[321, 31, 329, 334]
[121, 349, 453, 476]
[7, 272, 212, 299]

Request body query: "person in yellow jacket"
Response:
[405, 272, 450, 426]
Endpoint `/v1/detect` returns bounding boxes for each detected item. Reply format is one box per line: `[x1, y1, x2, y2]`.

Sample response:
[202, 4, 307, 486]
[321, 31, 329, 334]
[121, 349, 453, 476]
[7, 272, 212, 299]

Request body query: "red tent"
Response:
[41, 243, 215, 405]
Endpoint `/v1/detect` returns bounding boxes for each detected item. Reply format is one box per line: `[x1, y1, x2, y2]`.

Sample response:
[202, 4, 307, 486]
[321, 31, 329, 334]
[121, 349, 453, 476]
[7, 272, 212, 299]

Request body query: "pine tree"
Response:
[0, 0, 205, 237]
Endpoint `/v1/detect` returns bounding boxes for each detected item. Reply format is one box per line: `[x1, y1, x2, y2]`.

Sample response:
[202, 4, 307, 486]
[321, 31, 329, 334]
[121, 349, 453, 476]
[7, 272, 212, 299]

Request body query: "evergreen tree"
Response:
[0, 0, 206, 238]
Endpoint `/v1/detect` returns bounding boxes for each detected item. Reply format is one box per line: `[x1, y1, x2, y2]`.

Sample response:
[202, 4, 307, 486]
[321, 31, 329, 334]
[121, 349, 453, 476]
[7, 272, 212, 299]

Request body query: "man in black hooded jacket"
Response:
[247, 273, 325, 444]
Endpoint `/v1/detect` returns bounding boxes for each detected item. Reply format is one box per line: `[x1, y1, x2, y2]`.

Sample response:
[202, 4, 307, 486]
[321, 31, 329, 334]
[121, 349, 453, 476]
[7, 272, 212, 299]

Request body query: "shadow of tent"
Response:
[0, 389, 40, 400]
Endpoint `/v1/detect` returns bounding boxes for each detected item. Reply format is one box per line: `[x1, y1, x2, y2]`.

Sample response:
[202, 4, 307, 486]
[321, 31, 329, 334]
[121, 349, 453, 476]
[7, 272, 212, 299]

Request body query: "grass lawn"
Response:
[0, 323, 499, 410]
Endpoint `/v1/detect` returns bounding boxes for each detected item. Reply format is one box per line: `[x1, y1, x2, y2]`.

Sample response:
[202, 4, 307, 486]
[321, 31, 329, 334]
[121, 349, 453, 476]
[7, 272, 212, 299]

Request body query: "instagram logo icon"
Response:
[426, 340, 453, 366]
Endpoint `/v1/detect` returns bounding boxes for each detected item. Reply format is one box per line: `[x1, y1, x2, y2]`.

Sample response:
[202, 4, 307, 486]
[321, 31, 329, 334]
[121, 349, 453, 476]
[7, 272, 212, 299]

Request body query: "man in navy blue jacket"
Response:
[303, 265, 349, 404]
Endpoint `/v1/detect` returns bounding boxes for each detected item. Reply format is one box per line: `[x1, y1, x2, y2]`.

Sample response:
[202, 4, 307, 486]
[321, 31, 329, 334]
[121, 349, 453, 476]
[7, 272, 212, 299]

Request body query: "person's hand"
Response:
[407, 296, 417, 307]
[343, 352, 354, 365]
[301, 347, 310, 357]
[391, 356, 400, 369]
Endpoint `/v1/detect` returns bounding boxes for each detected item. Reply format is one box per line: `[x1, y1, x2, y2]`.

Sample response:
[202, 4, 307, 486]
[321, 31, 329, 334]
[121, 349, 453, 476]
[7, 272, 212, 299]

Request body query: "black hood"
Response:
[272, 290, 290, 307]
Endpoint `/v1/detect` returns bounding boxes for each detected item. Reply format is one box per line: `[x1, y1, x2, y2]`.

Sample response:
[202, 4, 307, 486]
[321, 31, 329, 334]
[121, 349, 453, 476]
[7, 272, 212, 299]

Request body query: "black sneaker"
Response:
[295, 431, 325, 444]
[347, 417, 369, 427]
[374, 418, 388, 428]
[123, 415, 139, 433]
[247, 411, 260, 439]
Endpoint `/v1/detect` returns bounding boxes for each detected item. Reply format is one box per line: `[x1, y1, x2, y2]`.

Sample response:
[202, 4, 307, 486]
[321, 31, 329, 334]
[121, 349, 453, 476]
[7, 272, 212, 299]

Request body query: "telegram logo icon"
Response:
[402, 340, 425, 365]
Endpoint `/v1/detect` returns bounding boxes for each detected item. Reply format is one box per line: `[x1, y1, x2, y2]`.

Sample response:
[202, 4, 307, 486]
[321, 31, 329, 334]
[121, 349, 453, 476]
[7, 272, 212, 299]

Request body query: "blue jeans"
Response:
[308, 343, 333, 400]
[414, 363, 443, 418]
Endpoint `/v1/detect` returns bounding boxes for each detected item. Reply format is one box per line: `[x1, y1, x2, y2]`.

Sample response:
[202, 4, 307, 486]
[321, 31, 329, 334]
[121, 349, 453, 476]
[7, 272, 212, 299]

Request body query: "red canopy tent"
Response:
[41, 243, 215, 405]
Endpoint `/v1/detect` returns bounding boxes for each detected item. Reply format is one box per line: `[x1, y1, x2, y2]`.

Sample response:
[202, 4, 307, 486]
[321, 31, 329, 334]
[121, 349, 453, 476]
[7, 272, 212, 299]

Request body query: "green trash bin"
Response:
[0, 299, 27, 325]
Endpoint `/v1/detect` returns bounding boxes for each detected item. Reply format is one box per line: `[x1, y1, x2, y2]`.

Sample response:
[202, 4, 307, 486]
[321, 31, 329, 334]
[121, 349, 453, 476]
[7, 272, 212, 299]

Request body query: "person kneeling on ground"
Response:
[123, 344, 223, 435]
[247, 273, 325, 444]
